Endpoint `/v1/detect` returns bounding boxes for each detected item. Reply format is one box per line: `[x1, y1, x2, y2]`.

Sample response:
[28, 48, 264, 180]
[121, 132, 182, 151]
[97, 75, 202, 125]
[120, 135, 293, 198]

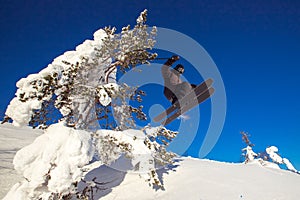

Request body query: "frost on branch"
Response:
[90, 126, 178, 189]
[141, 126, 178, 188]
[112, 84, 147, 131]
[99, 9, 157, 74]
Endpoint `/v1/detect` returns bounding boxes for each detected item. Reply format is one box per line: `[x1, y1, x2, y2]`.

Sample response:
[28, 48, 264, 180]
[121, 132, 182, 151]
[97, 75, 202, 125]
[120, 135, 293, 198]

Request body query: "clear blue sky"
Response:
[0, 0, 299, 169]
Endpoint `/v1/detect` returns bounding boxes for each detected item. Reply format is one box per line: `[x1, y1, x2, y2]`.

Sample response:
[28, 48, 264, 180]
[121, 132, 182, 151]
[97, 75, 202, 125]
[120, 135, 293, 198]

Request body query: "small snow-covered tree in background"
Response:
[241, 131, 257, 163]
[240, 131, 299, 174]
[265, 146, 299, 173]
[3, 10, 179, 200]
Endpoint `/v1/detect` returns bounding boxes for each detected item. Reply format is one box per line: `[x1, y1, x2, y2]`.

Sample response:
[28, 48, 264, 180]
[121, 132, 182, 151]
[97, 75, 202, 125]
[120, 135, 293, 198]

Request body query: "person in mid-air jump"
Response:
[161, 55, 196, 104]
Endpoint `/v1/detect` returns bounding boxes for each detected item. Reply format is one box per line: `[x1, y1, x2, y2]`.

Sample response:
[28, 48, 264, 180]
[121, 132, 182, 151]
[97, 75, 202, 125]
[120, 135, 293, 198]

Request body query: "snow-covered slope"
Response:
[97, 158, 300, 200]
[1, 123, 300, 200]
[0, 123, 42, 199]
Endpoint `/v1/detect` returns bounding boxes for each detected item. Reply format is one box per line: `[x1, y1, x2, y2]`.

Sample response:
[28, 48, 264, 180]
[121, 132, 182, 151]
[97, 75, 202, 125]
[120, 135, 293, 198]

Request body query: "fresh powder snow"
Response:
[1, 123, 300, 200]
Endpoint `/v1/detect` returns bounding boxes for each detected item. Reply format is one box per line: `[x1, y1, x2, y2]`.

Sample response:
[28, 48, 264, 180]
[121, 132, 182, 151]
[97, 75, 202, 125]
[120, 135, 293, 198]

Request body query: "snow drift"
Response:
[1, 123, 300, 200]
[8, 123, 94, 199]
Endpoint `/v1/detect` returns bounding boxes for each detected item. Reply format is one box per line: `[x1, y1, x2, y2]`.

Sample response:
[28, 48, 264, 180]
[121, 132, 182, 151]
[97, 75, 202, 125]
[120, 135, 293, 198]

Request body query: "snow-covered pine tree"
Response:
[241, 131, 258, 163]
[3, 10, 179, 199]
[4, 9, 157, 130]
[240, 131, 299, 174]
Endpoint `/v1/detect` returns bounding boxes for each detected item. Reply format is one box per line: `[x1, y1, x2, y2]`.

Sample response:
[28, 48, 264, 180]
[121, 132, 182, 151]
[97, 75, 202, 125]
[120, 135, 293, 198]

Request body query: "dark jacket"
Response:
[161, 63, 182, 101]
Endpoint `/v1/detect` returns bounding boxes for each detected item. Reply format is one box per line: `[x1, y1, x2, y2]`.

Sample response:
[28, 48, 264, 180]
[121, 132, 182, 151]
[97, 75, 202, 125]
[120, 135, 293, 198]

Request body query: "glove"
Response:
[170, 55, 180, 61]
[165, 55, 180, 66]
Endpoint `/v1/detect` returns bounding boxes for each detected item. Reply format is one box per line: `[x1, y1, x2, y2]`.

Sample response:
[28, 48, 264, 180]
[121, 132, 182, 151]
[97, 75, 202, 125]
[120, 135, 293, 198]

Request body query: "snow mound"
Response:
[0, 123, 42, 198]
[4, 123, 94, 199]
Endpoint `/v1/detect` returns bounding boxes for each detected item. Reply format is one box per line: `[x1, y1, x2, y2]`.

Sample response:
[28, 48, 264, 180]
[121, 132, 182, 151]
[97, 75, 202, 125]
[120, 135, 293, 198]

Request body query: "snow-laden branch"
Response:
[242, 146, 258, 163]
[4, 9, 157, 129]
[266, 146, 299, 173]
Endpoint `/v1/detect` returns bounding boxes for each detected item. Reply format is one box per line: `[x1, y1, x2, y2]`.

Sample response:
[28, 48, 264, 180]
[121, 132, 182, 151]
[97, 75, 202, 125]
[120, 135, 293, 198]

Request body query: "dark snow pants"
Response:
[168, 82, 193, 104]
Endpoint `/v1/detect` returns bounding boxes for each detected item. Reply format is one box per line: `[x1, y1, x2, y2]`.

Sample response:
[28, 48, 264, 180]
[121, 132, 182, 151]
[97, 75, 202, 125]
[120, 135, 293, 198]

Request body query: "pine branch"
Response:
[240, 131, 254, 147]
